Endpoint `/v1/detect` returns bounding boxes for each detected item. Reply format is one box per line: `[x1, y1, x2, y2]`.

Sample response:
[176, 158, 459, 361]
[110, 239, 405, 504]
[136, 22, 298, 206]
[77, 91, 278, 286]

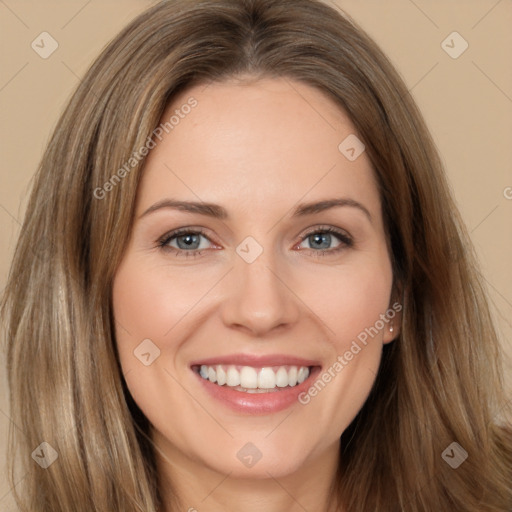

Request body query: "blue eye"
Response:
[302, 232, 340, 250]
[158, 228, 212, 257]
[297, 227, 353, 257]
[171, 232, 206, 250]
[157, 226, 353, 258]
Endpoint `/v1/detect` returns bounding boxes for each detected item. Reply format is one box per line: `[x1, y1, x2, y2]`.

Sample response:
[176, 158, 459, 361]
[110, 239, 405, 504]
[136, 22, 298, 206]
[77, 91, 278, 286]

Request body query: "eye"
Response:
[157, 228, 215, 258]
[296, 226, 353, 256]
[157, 225, 353, 259]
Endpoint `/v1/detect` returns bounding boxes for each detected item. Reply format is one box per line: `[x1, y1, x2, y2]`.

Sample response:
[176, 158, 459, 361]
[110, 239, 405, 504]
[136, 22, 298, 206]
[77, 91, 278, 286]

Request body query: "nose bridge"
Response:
[220, 241, 300, 336]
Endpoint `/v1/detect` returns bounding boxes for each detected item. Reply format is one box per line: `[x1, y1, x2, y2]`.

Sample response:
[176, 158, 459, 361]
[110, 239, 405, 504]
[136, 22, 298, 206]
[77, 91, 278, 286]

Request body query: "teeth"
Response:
[275, 367, 288, 387]
[226, 366, 241, 387]
[297, 367, 308, 384]
[288, 366, 298, 386]
[258, 367, 276, 388]
[198, 364, 311, 391]
[216, 365, 226, 386]
[240, 366, 258, 388]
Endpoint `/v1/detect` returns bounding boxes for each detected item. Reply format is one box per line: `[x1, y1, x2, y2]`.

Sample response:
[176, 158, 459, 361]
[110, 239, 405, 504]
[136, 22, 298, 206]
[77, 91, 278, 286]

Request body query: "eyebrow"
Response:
[139, 197, 372, 222]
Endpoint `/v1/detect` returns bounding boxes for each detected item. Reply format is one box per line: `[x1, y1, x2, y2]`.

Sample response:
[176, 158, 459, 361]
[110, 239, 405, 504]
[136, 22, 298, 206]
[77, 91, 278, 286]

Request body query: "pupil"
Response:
[312, 233, 330, 249]
[178, 234, 199, 249]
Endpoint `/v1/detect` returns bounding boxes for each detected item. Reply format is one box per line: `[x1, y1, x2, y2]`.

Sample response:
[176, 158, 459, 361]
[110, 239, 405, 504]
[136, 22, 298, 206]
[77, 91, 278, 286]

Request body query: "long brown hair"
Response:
[2, 0, 511, 510]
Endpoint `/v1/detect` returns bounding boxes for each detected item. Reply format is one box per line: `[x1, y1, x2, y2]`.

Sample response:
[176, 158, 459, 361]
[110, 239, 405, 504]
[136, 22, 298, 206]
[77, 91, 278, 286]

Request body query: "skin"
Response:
[112, 77, 400, 512]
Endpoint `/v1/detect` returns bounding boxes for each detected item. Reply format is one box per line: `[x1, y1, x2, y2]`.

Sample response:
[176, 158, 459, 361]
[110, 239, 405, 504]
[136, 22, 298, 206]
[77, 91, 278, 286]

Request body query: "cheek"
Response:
[305, 256, 393, 349]
[294, 253, 393, 428]
[112, 258, 176, 377]
[112, 259, 215, 349]
[111, 258, 202, 444]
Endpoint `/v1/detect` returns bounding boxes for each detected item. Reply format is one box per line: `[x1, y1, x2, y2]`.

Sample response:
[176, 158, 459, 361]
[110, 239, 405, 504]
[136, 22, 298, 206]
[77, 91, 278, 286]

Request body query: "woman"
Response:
[2, 0, 511, 510]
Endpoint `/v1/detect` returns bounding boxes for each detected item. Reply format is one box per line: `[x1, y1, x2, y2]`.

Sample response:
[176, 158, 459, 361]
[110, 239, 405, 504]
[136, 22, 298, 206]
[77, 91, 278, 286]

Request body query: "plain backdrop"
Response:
[1, 1, 511, 508]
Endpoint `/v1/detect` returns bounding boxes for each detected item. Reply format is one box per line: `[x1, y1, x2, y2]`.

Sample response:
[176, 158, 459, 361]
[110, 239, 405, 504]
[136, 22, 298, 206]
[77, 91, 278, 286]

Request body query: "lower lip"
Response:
[193, 367, 321, 414]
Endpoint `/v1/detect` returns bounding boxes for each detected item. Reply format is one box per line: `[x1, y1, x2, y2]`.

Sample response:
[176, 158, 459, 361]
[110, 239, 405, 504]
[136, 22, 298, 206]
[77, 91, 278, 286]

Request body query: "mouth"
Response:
[192, 364, 313, 393]
[190, 355, 322, 414]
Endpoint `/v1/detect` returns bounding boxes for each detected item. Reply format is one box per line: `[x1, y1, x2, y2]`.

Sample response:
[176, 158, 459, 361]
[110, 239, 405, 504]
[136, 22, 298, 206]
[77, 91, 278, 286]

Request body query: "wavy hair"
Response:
[2, 0, 511, 510]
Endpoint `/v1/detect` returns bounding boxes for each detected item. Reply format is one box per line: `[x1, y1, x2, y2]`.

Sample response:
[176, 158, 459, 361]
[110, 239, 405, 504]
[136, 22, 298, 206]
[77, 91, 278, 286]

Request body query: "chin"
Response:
[194, 437, 317, 480]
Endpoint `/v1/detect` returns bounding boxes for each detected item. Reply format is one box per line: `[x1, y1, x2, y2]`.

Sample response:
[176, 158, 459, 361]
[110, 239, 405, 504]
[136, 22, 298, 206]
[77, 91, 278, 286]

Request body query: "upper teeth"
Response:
[199, 365, 310, 389]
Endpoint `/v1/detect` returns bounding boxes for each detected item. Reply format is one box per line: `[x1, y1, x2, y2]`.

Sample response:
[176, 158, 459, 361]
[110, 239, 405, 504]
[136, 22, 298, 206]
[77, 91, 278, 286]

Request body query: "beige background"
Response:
[1, 0, 511, 508]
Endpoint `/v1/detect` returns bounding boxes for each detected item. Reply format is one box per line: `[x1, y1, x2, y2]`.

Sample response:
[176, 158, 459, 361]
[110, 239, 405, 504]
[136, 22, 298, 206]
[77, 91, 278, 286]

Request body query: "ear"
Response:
[382, 288, 403, 345]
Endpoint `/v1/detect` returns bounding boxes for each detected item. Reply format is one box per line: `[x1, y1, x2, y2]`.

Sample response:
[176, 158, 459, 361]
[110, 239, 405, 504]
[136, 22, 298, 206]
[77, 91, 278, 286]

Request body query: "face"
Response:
[112, 77, 399, 482]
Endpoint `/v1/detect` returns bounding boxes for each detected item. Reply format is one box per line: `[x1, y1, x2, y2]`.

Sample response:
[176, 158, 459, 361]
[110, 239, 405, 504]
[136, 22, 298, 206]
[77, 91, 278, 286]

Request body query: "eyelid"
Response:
[157, 226, 218, 249]
[297, 225, 353, 245]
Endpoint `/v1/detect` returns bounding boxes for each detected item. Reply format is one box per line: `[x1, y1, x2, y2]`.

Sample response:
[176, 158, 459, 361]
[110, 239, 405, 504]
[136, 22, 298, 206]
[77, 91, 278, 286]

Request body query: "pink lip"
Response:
[190, 353, 321, 368]
[190, 353, 322, 415]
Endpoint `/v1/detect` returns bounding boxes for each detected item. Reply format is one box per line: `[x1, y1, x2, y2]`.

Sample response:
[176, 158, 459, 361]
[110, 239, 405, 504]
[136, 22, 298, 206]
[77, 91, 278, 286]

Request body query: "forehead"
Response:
[137, 77, 380, 219]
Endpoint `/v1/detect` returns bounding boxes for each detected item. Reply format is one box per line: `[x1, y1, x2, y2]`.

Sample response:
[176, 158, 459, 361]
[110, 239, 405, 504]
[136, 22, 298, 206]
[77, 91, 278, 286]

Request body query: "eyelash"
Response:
[157, 226, 353, 259]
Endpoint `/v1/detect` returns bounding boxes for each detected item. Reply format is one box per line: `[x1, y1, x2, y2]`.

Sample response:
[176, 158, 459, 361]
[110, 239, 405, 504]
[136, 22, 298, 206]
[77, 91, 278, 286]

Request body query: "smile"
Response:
[190, 354, 321, 414]
[195, 364, 311, 392]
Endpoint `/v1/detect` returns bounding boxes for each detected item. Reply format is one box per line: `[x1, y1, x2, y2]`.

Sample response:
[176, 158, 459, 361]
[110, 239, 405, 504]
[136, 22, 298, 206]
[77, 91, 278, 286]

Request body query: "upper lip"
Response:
[190, 353, 321, 368]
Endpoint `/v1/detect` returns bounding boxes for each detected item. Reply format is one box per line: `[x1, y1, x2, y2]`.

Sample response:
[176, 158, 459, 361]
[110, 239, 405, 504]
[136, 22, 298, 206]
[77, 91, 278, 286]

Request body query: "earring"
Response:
[389, 325, 394, 333]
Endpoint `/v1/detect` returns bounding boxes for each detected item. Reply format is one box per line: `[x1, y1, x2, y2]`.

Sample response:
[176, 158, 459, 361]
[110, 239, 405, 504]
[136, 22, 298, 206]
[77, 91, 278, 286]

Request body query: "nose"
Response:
[219, 250, 301, 337]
